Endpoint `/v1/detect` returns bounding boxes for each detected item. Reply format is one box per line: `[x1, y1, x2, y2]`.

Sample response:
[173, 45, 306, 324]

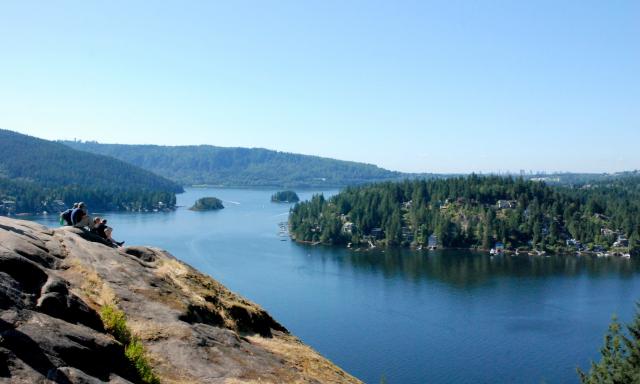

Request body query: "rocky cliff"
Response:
[0, 217, 361, 384]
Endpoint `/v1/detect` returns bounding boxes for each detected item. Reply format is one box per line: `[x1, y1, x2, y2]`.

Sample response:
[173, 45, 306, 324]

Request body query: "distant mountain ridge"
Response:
[0, 129, 183, 213]
[62, 141, 413, 187]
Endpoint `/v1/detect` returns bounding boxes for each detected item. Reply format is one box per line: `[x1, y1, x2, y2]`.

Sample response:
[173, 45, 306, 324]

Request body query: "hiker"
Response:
[59, 202, 78, 226]
[103, 221, 124, 247]
[71, 202, 91, 229]
[90, 216, 108, 239]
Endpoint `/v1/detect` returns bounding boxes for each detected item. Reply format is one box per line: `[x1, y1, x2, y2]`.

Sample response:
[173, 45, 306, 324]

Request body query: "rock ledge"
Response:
[0, 217, 361, 383]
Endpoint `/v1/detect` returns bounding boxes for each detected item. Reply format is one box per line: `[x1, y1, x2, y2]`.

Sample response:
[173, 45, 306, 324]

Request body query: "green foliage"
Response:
[0, 129, 182, 214]
[100, 305, 131, 344]
[189, 197, 224, 211]
[62, 140, 412, 188]
[100, 305, 160, 384]
[289, 175, 640, 251]
[578, 305, 640, 383]
[126, 339, 160, 384]
[271, 190, 300, 203]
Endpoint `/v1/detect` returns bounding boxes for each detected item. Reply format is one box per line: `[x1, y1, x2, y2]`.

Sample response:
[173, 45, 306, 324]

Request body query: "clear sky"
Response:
[0, 1, 638, 173]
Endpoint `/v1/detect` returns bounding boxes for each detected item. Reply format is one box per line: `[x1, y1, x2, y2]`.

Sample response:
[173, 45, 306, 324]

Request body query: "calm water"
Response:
[30, 188, 640, 384]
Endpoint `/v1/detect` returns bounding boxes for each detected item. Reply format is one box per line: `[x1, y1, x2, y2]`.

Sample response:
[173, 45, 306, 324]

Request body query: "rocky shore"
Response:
[0, 216, 360, 383]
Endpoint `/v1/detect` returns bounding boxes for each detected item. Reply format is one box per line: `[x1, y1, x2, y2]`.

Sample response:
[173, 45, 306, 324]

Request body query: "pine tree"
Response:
[578, 308, 640, 383]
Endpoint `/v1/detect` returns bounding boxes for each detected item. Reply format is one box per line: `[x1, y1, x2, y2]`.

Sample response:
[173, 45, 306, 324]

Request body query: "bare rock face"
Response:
[0, 217, 361, 384]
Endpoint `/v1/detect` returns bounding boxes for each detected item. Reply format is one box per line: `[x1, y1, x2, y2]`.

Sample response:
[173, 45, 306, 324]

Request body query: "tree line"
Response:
[289, 175, 640, 254]
[0, 129, 181, 214]
[62, 141, 409, 187]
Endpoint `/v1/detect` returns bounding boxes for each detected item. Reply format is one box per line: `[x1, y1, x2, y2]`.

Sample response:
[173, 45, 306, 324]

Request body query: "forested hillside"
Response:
[62, 141, 409, 187]
[289, 175, 640, 255]
[0, 130, 183, 214]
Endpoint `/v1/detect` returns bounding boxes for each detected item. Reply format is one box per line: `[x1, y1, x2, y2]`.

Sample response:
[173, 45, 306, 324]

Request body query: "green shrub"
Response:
[126, 339, 160, 384]
[100, 305, 132, 344]
[100, 305, 160, 384]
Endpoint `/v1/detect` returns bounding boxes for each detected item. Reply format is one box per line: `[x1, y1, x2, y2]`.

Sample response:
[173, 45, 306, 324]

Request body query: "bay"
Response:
[29, 187, 640, 384]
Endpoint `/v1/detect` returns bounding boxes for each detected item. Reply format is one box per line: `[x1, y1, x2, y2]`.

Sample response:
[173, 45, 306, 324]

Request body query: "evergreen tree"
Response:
[578, 308, 640, 383]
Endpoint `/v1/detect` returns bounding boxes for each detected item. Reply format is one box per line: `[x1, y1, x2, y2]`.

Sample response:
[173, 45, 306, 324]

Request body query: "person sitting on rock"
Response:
[59, 202, 78, 226]
[103, 223, 124, 247]
[90, 217, 108, 239]
[71, 202, 91, 229]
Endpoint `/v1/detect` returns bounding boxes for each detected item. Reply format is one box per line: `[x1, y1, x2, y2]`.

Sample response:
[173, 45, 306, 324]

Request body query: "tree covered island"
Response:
[271, 190, 300, 203]
[289, 175, 640, 256]
[189, 197, 224, 211]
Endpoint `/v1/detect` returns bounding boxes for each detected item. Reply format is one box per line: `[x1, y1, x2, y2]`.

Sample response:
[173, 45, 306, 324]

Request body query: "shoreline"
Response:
[291, 238, 633, 258]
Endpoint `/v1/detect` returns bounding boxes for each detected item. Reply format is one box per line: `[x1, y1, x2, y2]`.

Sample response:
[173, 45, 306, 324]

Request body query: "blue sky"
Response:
[0, 1, 638, 173]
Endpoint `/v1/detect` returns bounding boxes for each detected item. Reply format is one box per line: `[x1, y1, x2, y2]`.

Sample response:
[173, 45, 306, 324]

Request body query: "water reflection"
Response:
[305, 247, 640, 287]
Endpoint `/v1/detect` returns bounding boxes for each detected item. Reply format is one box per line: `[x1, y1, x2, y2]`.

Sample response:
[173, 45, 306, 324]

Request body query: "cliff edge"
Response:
[0, 216, 361, 383]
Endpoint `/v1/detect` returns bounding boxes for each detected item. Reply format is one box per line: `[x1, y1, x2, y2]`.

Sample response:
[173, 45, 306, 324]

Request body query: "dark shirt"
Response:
[92, 222, 107, 239]
[61, 209, 73, 225]
[70, 208, 85, 225]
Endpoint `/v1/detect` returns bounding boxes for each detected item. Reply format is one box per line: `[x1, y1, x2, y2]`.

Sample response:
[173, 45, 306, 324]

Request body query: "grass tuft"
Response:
[100, 305, 160, 384]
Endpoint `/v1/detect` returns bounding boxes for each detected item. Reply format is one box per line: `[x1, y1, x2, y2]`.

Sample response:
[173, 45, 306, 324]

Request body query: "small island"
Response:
[271, 190, 300, 203]
[190, 197, 224, 211]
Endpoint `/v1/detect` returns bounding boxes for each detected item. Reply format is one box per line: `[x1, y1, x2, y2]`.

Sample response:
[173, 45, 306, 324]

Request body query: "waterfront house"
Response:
[428, 234, 438, 248]
[371, 228, 384, 240]
[497, 200, 517, 209]
[566, 238, 584, 250]
[46, 199, 67, 212]
[342, 222, 355, 235]
[1, 200, 16, 214]
[613, 235, 629, 248]
[401, 226, 414, 242]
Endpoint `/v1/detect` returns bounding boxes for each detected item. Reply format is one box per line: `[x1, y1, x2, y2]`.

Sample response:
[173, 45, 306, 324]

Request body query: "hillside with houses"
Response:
[288, 175, 640, 257]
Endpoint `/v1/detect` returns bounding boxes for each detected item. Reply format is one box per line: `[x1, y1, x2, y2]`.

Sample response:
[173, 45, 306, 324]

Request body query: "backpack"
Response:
[60, 209, 73, 226]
